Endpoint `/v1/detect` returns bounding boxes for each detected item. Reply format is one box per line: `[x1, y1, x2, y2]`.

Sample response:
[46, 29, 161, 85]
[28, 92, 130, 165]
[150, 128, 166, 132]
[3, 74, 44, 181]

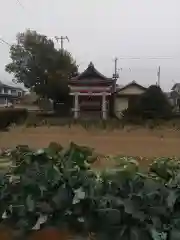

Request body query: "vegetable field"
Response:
[0, 142, 180, 240]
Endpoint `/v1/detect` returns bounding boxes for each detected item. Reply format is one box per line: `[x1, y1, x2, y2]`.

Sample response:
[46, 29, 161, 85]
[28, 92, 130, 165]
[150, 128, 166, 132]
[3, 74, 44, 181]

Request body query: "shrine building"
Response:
[68, 62, 115, 120]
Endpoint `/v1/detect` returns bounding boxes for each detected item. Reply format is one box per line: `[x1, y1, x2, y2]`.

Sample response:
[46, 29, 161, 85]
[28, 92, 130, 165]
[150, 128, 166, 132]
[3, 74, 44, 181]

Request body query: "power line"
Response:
[119, 66, 180, 70]
[118, 56, 179, 60]
[0, 38, 11, 47]
[16, 0, 25, 9]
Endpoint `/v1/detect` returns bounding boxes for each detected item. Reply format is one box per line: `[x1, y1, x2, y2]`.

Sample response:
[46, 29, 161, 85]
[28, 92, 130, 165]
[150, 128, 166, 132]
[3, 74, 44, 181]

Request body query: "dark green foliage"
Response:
[150, 157, 180, 181]
[139, 85, 172, 119]
[124, 85, 172, 120]
[0, 108, 28, 130]
[0, 144, 180, 239]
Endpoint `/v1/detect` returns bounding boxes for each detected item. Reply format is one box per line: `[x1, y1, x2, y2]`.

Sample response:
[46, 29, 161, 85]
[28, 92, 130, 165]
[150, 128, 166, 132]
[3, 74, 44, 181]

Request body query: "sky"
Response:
[0, 0, 179, 91]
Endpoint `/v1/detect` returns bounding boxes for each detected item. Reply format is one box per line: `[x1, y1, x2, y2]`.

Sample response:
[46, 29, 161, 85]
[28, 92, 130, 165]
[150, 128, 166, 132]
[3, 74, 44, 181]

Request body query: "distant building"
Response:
[68, 62, 150, 120]
[14, 92, 54, 112]
[114, 81, 147, 119]
[14, 92, 40, 111]
[172, 83, 180, 93]
[170, 83, 180, 112]
[0, 82, 25, 107]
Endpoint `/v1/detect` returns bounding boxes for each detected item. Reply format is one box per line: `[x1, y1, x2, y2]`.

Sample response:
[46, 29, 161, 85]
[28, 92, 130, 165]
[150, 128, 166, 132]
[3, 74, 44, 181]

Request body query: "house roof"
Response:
[172, 83, 180, 90]
[116, 81, 147, 93]
[0, 81, 24, 91]
[71, 62, 112, 81]
[116, 84, 124, 90]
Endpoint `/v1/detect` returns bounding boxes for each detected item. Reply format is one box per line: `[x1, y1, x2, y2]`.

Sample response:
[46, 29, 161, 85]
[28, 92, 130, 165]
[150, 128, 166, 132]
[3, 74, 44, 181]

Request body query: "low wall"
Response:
[14, 104, 40, 111]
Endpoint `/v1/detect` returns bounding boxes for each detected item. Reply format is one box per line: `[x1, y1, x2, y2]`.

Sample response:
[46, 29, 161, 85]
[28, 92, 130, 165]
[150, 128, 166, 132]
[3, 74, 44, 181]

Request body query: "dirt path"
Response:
[1, 126, 180, 158]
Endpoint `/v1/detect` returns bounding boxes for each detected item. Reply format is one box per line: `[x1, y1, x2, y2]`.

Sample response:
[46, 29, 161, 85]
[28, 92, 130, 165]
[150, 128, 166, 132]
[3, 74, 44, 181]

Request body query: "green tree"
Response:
[136, 85, 172, 119]
[124, 85, 172, 119]
[5, 29, 78, 103]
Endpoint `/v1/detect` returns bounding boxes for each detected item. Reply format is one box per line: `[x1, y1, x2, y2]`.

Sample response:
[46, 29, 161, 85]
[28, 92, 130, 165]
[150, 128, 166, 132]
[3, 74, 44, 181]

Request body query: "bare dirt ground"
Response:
[1, 125, 180, 157]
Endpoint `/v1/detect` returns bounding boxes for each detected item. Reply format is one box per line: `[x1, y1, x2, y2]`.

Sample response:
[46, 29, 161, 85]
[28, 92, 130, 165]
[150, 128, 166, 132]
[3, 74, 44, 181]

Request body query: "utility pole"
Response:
[113, 57, 119, 80]
[157, 66, 161, 87]
[55, 36, 69, 50]
[112, 57, 119, 92]
[114, 57, 118, 80]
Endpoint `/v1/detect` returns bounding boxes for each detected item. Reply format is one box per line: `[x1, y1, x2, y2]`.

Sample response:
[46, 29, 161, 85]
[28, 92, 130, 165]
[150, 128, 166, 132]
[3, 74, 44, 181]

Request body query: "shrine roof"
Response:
[70, 62, 113, 82]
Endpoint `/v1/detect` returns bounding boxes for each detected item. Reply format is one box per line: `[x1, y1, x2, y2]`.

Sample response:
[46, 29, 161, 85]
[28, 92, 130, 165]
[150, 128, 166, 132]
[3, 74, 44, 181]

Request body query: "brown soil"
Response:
[1, 126, 180, 158]
[28, 228, 71, 240]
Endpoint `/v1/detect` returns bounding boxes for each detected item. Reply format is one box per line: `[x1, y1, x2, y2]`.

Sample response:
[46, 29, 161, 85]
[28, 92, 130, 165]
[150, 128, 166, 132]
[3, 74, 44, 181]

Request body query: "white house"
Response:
[0, 81, 25, 107]
[114, 81, 147, 119]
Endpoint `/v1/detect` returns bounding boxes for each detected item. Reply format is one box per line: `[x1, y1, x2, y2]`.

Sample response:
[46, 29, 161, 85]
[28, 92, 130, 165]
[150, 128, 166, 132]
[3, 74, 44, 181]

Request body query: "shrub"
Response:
[0, 108, 28, 130]
[123, 85, 172, 121]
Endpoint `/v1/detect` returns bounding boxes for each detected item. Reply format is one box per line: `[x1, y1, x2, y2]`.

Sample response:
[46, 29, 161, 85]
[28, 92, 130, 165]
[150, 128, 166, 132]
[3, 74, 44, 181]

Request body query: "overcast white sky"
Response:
[0, 0, 179, 90]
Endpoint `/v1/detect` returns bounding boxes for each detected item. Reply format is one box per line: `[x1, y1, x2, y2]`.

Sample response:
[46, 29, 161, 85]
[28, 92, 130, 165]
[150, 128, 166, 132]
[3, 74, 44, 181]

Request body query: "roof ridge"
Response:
[0, 81, 24, 90]
[116, 81, 147, 92]
[75, 62, 111, 81]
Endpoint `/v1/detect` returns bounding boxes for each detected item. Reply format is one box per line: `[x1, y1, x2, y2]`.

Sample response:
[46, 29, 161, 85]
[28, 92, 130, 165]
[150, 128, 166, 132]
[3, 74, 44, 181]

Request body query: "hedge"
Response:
[0, 108, 28, 129]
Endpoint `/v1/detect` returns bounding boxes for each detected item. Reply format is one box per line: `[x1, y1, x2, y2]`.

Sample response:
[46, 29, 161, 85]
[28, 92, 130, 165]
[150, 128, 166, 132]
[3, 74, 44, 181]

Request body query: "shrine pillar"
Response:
[102, 93, 107, 120]
[74, 93, 79, 119]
